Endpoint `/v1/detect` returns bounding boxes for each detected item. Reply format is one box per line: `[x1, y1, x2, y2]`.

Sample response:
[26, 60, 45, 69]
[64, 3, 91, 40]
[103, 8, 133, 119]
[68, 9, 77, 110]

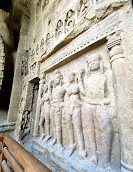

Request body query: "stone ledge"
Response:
[32, 138, 109, 172]
[0, 122, 16, 132]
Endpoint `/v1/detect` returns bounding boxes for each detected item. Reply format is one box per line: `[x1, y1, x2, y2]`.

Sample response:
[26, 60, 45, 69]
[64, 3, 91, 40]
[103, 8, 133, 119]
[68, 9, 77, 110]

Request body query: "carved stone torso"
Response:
[67, 83, 80, 102]
[85, 73, 106, 100]
[43, 92, 50, 102]
[43, 92, 50, 107]
[52, 85, 65, 103]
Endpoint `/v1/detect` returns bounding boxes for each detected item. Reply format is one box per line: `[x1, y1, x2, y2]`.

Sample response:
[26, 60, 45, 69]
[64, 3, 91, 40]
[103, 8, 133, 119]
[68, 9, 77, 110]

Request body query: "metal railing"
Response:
[0, 135, 51, 172]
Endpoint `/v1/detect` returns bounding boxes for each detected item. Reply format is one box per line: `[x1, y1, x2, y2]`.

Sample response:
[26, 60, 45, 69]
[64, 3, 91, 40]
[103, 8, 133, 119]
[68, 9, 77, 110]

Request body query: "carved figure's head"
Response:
[57, 20, 63, 29]
[67, 10, 74, 19]
[87, 53, 101, 72]
[54, 70, 63, 86]
[68, 72, 76, 83]
[46, 33, 50, 44]
[81, 0, 88, 4]
[41, 39, 44, 46]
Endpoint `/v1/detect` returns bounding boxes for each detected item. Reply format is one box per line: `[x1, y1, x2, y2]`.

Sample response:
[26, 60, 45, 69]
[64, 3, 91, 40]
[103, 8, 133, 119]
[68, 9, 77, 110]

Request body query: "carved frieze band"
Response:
[40, 12, 122, 73]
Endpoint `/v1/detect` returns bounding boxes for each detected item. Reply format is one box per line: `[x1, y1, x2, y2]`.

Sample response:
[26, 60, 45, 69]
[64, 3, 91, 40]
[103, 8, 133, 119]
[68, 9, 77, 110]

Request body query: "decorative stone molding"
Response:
[106, 31, 125, 63]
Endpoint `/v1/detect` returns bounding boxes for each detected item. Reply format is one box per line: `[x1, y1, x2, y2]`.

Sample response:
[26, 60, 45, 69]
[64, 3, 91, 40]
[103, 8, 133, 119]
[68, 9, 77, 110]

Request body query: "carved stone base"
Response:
[32, 138, 118, 172]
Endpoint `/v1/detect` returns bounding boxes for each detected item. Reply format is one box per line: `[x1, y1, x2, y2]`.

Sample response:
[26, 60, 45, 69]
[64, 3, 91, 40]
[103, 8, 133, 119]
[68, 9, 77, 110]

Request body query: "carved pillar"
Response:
[33, 74, 45, 137]
[106, 31, 133, 172]
[8, 14, 30, 122]
[0, 36, 5, 90]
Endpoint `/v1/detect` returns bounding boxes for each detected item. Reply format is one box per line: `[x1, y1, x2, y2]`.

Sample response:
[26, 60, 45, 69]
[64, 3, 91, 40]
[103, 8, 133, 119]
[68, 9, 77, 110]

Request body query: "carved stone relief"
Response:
[79, 53, 114, 169]
[16, 82, 39, 140]
[65, 10, 75, 33]
[77, 0, 93, 21]
[42, 0, 49, 11]
[15, 0, 133, 171]
[46, 33, 51, 46]
[21, 55, 28, 76]
[66, 72, 86, 158]
[39, 81, 51, 142]
[36, 0, 42, 20]
[40, 38, 46, 57]
[55, 20, 64, 38]
[32, 42, 119, 171]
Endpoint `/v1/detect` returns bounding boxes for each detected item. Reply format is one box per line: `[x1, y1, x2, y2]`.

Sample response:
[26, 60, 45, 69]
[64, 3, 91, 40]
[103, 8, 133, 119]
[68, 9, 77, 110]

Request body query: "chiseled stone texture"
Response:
[10, 0, 133, 171]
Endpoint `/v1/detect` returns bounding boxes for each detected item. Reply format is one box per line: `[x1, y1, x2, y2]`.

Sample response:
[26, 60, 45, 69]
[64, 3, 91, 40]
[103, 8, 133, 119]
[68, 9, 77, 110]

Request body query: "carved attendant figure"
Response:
[66, 72, 86, 158]
[40, 38, 46, 56]
[42, 84, 51, 142]
[21, 56, 28, 76]
[40, 82, 52, 143]
[78, 0, 93, 19]
[36, 44, 39, 58]
[50, 70, 65, 151]
[79, 53, 113, 170]
[46, 33, 51, 45]
[65, 10, 75, 33]
[55, 20, 63, 37]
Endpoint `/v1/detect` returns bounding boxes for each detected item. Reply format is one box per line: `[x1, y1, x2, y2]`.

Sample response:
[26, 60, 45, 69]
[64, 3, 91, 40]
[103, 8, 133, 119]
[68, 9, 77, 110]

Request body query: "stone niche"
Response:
[14, 0, 133, 171]
[33, 42, 120, 172]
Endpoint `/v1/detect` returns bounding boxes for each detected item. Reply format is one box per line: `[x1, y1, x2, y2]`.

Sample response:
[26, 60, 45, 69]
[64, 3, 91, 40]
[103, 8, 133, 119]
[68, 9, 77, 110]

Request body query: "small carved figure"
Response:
[50, 70, 65, 152]
[46, 33, 51, 45]
[39, 82, 52, 142]
[40, 39, 45, 55]
[36, 0, 41, 19]
[21, 56, 28, 76]
[65, 10, 75, 33]
[28, 48, 31, 58]
[36, 44, 39, 58]
[78, 0, 93, 19]
[34, 74, 45, 137]
[55, 20, 63, 37]
[66, 72, 86, 158]
[20, 110, 30, 140]
[43, 0, 49, 10]
[79, 53, 113, 170]
[38, 75, 46, 140]
[31, 49, 35, 59]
